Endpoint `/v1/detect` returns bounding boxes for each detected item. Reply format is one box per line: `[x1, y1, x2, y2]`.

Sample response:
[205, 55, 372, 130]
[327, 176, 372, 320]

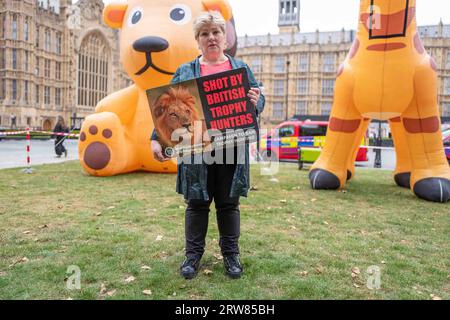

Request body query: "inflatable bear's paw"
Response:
[79, 112, 124, 173]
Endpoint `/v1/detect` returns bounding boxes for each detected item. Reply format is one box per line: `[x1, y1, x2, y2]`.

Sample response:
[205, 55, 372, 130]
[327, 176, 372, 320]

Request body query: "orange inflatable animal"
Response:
[78, 0, 236, 176]
[310, 0, 450, 203]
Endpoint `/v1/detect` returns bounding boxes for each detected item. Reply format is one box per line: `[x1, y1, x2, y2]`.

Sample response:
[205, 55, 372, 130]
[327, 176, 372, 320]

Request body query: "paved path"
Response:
[0, 139, 398, 170]
[0, 139, 79, 169]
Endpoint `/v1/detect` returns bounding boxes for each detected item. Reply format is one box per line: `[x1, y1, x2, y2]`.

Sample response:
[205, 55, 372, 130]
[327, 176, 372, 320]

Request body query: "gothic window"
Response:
[274, 80, 285, 96]
[12, 15, 17, 40]
[24, 80, 29, 103]
[443, 103, 450, 117]
[12, 49, 17, 70]
[298, 54, 309, 72]
[251, 57, 262, 73]
[25, 51, 29, 72]
[1, 14, 6, 39]
[320, 102, 332, 115]
[35, 84, 40, 103]
[45, 59, 51, 78]
[274, 55, 286, 73]
[322, 53, 336, 73]
[0, 48, 5, 69]
[322, 79, 335, 96]
[12, 80, 17, 100]
[273, 102, 285, 119]
[25, 19, 29, 42]
[444, 77, 450, 95]
[78, 32, 110, 107]
[56, 32, 62, 54]
[447, 52, 450, 69]
[55, 88, 61, 106]
[44, 86, 51, 105]
[56, 62, 61, 80]
[45, 29, 51, 51]
[36, 26, 40, 47]
[35, 56, 40, 76]
[297, 78, 308, 95]
[296, 101, 308, 115]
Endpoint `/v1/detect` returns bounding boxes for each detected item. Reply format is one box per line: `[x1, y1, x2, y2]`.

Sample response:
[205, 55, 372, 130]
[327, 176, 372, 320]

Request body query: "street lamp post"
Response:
[285, 59, 290, 121]
[374, 121, 382, 168]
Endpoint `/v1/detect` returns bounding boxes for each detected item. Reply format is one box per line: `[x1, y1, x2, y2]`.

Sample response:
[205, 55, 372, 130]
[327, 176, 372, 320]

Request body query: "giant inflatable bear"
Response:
[309, 0, 450, 203]
[78, 0, 237, 176]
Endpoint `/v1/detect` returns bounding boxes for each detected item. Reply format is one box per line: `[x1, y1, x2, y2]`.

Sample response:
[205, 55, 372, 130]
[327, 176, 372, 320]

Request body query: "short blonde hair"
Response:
[193, 11, 226, 40]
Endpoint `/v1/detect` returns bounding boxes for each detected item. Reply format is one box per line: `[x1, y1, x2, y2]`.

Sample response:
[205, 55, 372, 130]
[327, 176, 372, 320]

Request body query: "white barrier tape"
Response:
[301, 145, 450, 152]
[32, 131, 80, 138]
[0, 131, 27, 136]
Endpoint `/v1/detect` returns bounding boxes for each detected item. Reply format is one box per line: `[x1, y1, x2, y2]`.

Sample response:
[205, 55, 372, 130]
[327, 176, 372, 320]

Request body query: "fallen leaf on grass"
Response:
[280, 199, 287, 204]
[430, 294, 442, 300]
[351, 267, 361, 278]
[9, 257, 29, 268]
[38, 224, 48, 229]
[323, 221, 329, 226]
[203, 269, 213, 276]
[310, 199, 317, 203]
[100, 283, 107, 295]
[94, 212, 103, 217]
[107, 206, 115, 210]
[155, 235, 163, 241]
[141, 266, 151, 271]
[213, 254, 223, 261]
[23, 231, 31, 235]
[315, 266, 324, 274]
[299, 271, 309, 277]
[105, 290, 116, 297]
[172, 292, 177, 296]
[353, 283, 361, 288]
[124, 276, 136, 284]
[143, 290, 152, 296]
[250, 186, 259, 191]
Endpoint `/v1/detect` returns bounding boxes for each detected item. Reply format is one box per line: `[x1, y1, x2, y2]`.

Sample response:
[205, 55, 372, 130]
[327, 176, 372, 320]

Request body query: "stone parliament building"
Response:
[0, 0, 130, 131]
[237, 0, 450, 127]
[0, 0, 449, 130]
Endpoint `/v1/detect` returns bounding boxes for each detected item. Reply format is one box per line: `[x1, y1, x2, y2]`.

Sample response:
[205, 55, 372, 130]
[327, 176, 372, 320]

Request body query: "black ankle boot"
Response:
[180, 257, 200, 280]
[223, 255, 243, 279]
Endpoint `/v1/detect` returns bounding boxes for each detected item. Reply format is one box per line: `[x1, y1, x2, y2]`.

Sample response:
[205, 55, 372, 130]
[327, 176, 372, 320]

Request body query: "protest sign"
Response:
[147, 68, 259, 157]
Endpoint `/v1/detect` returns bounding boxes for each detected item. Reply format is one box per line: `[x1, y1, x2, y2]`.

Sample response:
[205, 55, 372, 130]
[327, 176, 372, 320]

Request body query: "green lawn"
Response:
[0, 161, 448, 300]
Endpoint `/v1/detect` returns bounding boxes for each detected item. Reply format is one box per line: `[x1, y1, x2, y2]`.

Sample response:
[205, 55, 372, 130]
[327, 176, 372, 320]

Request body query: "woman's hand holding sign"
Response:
[248, 88, 261, 107]
[152, 140, 170, 162]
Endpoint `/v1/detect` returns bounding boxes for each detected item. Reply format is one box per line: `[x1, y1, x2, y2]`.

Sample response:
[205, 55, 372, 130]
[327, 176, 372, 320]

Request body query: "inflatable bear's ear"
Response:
[103, 3, 128, 29]
[202, 0, 232, 21]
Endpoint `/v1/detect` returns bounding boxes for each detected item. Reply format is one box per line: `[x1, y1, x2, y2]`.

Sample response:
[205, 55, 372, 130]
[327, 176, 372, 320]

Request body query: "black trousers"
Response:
[185, 164, 240, 259]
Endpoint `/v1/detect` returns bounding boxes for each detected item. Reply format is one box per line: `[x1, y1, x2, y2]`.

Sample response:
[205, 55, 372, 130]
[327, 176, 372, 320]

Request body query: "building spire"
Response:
[278, 0, 300, 33]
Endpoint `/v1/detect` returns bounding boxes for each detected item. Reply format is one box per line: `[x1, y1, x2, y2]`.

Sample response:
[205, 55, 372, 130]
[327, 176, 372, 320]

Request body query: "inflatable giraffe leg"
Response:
[389, 118, 413, 189]
[309, 70, 366, 189]
[400, 63, 450, 202]
[346, 118, 371, 181]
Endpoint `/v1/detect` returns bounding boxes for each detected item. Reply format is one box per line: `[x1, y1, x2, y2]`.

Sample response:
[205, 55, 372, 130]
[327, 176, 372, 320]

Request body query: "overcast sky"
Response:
[99, 0, 450, 36]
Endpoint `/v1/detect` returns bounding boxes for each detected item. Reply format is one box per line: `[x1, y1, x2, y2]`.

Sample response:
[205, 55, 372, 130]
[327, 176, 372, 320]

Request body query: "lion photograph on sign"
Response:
[148, 83, 207, 155]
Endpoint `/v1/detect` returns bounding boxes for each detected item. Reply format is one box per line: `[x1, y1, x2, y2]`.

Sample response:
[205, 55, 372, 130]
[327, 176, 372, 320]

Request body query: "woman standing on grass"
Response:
[152, 11, 265, 280]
